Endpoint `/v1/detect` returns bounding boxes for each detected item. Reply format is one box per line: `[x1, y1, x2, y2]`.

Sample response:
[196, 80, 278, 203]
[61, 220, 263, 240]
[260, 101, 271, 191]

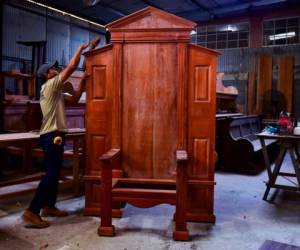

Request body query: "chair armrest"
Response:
[99, 148, 121, 163]
[176, 150, 188, 163]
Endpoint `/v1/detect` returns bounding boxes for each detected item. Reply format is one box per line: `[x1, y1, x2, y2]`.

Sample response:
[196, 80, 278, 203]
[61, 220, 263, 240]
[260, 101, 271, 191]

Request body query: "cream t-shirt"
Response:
[40, 75, 68, 135]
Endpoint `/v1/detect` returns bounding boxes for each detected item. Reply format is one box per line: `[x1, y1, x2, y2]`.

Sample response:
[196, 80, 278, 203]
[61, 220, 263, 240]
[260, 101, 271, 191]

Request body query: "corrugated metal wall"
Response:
[2, 1, 105, 92]
[217, 45, 300, 116]
[2, 1, 299, 116]
[218, 46, 300, 73]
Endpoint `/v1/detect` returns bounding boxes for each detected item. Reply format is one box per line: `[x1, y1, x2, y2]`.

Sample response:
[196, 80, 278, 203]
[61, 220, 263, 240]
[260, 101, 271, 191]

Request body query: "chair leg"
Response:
[98, 225, 115, 237]
[97, 162, 115, 237]
[173, 161, 189, 241]
[173, 212, 189, 241]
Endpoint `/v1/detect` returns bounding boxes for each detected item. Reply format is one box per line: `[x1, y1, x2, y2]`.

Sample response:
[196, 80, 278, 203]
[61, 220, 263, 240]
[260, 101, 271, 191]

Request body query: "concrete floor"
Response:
[0, 155, 300, 250]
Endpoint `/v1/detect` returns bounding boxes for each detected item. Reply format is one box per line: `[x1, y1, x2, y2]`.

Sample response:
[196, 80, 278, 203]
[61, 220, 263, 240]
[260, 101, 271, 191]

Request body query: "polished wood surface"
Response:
[84, 6, 218, 239]
[122, 43, 178, 178]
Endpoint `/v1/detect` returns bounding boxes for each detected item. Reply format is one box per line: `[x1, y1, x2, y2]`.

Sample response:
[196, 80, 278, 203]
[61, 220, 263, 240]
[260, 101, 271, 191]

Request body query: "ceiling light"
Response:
[227, 25, 238, 32]
[269, 32, 296, 40]
[25, 0, 105, 28]
[190, 30, 197, 35]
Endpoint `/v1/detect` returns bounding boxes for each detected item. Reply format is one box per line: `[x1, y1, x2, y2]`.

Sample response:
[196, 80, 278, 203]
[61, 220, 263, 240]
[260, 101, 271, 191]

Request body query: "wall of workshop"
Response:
[1, 1, 105, 92]
[217, 46, 300, 117]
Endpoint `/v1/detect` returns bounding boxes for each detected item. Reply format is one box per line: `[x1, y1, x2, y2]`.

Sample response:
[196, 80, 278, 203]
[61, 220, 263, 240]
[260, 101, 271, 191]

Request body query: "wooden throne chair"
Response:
[84, 7, 219, 241]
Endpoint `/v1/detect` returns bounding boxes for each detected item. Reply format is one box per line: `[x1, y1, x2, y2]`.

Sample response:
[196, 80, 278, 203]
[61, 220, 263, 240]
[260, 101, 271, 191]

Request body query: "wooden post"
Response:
[173, 150, 189, 241]
[97, 161, 115, 236]
[278, 56, 294, 113]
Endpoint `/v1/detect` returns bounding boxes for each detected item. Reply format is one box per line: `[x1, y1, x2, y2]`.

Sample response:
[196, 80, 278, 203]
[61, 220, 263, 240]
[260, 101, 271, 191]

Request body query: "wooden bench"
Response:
[217, 115, 278, 173]
[0, 130, 85, 198]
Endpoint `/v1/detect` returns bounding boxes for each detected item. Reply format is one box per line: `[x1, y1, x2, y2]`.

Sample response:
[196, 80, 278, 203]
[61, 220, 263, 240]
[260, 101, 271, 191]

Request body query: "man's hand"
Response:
[60, 43, 89, 83]
[81, 43, 89, 50]
[89, 36, 101, 50]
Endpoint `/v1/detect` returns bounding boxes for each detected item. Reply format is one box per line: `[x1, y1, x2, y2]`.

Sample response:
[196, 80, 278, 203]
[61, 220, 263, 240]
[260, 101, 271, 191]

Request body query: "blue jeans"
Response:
[29, 131, 65, 214]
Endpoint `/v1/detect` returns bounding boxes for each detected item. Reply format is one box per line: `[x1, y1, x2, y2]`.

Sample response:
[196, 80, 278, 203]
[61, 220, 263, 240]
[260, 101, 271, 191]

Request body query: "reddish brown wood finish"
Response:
[84, 7, 218, 239]
[257, 55, 272, 115]
[278, 56, 294, 113]
[2, 101, 85, 132]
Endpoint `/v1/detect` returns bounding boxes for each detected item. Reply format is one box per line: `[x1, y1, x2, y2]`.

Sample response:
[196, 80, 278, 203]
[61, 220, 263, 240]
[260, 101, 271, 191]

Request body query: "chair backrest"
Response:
[121, 43, 178, 179]
[230, 115, 261, 139]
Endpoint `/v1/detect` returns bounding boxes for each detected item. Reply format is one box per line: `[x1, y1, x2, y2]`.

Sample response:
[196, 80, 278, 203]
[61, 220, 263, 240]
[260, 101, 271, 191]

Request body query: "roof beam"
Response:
[139, 0, 162, 10]
[189, 0, 210, 11]
[83, 2, 127, 17]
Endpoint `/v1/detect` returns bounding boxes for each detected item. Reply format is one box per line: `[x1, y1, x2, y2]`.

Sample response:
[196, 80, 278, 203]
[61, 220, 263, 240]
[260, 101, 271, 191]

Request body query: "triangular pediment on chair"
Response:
[106, 6, 196, 31]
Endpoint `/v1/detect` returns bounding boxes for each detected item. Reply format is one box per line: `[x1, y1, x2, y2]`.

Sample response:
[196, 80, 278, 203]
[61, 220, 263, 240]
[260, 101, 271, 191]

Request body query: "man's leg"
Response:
[29, 132, 64, 213]
[23, 132, 65, 227]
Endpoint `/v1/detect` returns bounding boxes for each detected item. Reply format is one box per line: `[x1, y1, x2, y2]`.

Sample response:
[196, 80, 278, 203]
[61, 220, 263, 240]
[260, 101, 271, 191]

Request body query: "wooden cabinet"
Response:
[84, 7, 219, 223]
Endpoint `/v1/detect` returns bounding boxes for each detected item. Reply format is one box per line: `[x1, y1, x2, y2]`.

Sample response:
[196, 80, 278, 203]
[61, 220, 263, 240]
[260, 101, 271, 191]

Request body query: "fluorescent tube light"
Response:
[269, 32, 296, 41]
[190, 30, 197, 35]
[25, 0, 105, 28]
[227, 25, 238, 32]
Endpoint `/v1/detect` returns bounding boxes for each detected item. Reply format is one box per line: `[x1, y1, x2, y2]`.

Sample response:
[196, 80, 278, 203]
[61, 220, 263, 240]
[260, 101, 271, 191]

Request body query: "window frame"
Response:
[262, 16, 300, 47]
[193, 22, 250, 49]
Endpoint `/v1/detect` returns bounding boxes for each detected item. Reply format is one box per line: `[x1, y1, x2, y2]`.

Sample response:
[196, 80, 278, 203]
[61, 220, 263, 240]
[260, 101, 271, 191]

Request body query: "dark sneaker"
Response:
[22, 209, 50, 229]
[41, 207, 69, 217]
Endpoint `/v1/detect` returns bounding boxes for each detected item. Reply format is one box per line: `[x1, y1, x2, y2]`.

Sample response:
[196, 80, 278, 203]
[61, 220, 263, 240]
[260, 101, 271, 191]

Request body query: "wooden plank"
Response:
[122, 43, 178, 179]
[122, 43, 154, 178]
[278, 56, 294, 113]
[0, 172, 44, 187]
[257, 55, 272, 114]
[0, 179, 73, 200]
[247, 71, 256, 114]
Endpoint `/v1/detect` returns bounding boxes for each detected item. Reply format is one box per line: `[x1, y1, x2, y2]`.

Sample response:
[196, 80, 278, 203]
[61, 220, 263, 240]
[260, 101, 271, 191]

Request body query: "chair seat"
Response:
[111, 178, 177, 206]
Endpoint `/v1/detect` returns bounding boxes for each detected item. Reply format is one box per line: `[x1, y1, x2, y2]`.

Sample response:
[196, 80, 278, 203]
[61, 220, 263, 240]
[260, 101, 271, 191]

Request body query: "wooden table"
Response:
[0, 128, 85, 197]
[257, 132, 300, 200]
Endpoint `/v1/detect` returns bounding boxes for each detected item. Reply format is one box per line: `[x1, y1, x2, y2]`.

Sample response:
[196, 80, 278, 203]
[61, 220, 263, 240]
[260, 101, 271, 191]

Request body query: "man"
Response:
[22, 37, 100, 228]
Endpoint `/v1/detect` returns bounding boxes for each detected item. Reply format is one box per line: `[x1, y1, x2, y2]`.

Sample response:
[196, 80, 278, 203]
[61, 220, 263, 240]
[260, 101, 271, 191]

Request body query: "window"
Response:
[191, 23, 249, 49]
[263, 17, 300, 46]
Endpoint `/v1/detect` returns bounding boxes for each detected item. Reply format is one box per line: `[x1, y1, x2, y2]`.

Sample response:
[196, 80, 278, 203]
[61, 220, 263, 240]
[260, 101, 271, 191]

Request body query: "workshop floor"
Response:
[0, 155, 300, 250]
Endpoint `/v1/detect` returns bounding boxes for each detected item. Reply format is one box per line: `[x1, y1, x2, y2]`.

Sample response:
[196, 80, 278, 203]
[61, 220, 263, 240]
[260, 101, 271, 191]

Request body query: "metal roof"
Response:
[25, 0, 299, 25]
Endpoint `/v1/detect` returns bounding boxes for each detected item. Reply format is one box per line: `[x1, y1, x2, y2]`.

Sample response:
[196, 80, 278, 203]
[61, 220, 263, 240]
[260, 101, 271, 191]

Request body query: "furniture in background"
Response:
[217, 115, 278, 173]
[0, 129, 85, 199]
[216, 92, 238, 114]
[16, 41, 46, 75]
[215, 113, 243, 167]
[83, 6, 218, 240]
[0, 70, 86, 184]
[0, 70, 85, 133]
[0, 71, 36, 131]
[216, 72, 239, 114]
[257, 132, 300, 201]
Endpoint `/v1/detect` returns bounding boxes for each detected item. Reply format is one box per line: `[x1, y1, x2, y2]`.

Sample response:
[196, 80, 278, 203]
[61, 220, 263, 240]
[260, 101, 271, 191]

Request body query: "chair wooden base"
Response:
[173, 230, 190, 241]
[97, 225, 115, 236]
[112, 208, 123, 218]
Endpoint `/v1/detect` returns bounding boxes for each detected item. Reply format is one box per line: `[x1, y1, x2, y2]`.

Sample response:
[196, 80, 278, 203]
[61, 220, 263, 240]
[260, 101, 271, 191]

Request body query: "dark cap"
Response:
[37, 61, 59, 77]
